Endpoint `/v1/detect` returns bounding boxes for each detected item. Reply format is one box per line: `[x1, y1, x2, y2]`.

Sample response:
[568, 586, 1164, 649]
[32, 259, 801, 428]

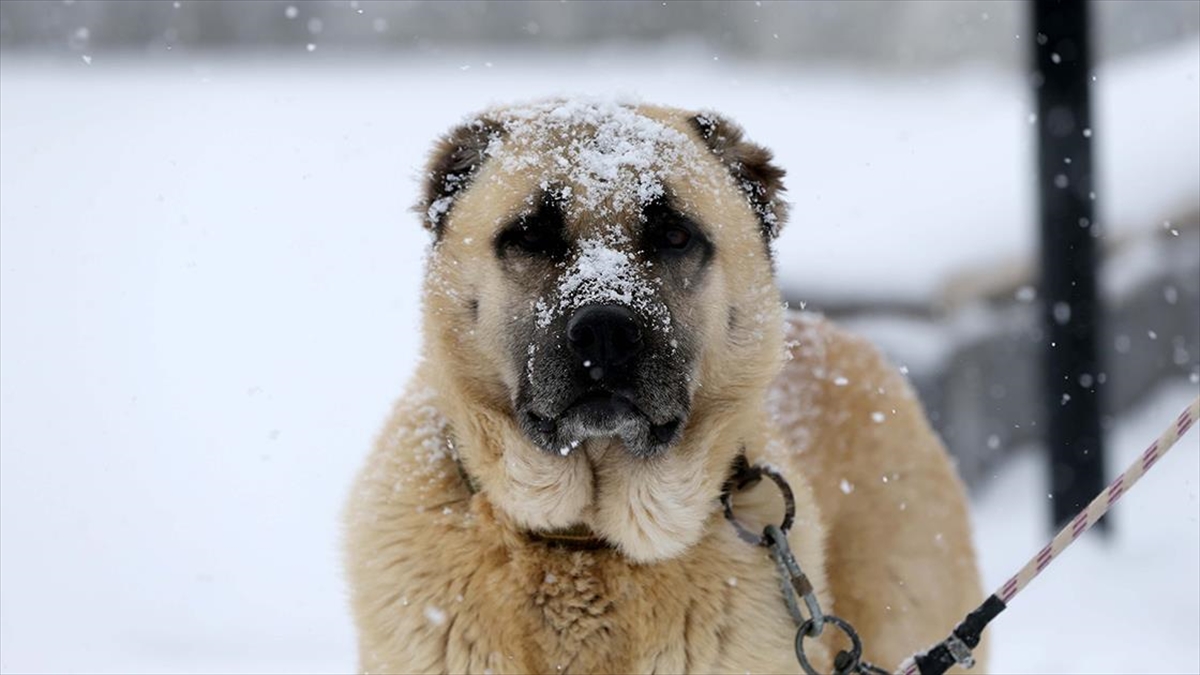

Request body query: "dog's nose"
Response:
[566, 304, 644, 377]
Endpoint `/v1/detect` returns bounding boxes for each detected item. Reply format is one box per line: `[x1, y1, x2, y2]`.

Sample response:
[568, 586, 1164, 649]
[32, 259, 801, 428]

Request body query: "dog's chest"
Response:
[522, 550, 631, 672]
[476, 538, 802, 674]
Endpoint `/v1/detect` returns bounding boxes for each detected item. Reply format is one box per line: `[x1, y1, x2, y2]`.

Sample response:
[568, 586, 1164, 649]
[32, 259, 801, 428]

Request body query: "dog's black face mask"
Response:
[498, 195, 714, 457]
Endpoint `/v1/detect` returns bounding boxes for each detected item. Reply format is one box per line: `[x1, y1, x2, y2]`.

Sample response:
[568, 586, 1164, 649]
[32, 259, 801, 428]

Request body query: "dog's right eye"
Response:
[497, 222, 567, 258]
[495, 197, 569, 259]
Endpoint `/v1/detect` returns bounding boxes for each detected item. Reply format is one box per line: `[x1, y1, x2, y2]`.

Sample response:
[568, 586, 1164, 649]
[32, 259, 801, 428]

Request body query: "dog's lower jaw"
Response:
[520, 406, 686, 458]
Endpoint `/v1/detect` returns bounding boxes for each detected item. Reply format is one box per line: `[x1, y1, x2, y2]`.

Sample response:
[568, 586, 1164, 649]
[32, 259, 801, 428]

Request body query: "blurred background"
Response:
[0, 1, 1196, 673]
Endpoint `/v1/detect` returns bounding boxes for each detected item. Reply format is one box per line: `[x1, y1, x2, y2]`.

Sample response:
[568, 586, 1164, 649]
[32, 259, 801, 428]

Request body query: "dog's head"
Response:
[417, 100, 789, 560]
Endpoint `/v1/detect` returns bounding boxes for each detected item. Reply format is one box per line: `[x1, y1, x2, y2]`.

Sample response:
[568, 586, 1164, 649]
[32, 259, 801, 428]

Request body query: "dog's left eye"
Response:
[652, 225, 695, 255]
[662, 226, 692, 250]
[640, 200, 708, 260]
[518, 227, 544, 248]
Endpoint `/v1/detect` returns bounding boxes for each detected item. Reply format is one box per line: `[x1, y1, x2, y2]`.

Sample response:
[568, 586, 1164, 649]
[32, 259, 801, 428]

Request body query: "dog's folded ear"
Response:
[688, 113, 788, 239]
[417, 118, 505, 238]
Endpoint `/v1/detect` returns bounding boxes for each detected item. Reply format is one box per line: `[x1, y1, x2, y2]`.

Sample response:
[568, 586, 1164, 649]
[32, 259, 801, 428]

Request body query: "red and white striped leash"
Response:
[897, 394, 1200, 675]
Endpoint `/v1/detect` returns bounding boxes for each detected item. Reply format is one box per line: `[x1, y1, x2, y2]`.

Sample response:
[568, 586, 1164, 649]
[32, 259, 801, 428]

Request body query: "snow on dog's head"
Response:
[415, 99, 790, 560]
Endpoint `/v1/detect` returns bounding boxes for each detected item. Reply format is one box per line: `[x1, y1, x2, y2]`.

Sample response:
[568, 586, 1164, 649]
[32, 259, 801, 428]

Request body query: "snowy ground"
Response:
[1, 43, 1197, 673]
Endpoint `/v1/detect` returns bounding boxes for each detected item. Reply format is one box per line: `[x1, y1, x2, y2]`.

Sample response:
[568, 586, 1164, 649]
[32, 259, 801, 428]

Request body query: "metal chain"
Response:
[722, 459, 886, 675]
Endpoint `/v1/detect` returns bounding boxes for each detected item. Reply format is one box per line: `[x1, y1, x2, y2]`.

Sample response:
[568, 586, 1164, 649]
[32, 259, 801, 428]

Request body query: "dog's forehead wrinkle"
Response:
[486, 99, 705, 221]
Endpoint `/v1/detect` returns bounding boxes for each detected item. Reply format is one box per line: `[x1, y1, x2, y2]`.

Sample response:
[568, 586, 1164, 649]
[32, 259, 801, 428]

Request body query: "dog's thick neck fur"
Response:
[425, 358, 779, 562]
[372, 347, 834, 674]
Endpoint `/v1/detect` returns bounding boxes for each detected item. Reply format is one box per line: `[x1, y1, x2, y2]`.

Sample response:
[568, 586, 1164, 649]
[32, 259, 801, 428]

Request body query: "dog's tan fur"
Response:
[344, 102, 985, 674]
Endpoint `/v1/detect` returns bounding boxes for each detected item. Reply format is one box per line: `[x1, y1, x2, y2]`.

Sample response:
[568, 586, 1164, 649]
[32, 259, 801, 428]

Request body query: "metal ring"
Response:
[721, 463, 797, 546]
[795, 614, 862, 675]
[759, 465, 796, 534]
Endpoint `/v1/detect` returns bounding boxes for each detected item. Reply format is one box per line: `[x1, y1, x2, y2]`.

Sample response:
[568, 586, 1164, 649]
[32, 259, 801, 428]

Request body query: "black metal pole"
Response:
[1034, 0, 1107, 533]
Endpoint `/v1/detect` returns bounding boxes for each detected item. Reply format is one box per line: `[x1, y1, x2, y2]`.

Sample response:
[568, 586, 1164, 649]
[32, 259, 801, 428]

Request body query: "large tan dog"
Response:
[344, 100, 985, 674]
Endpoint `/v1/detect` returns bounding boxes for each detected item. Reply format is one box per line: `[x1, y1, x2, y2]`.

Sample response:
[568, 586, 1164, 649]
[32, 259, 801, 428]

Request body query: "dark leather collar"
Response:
[449, 433, 613, 551]
[525, 524, 613, 551]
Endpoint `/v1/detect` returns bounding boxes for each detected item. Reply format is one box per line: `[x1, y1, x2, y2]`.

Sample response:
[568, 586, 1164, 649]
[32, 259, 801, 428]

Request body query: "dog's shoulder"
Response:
[770, 310, 920, 450]
[342, 380, 476, 596]
[773, 312, 983, 669]
[342, 381, 506, 673]
[347, 383, 464, 509]
[772, 310, 961, 510]
[781, 310, 912, 390]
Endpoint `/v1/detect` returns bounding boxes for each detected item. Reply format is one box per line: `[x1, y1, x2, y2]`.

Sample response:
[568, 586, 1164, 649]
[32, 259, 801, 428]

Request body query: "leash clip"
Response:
[764, 523, 825, 638]
[944, 634, 976, 669]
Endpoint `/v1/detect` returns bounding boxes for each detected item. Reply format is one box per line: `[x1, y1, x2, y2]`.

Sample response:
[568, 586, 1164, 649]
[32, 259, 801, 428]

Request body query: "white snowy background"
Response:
[1, 6, 1198, 674]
